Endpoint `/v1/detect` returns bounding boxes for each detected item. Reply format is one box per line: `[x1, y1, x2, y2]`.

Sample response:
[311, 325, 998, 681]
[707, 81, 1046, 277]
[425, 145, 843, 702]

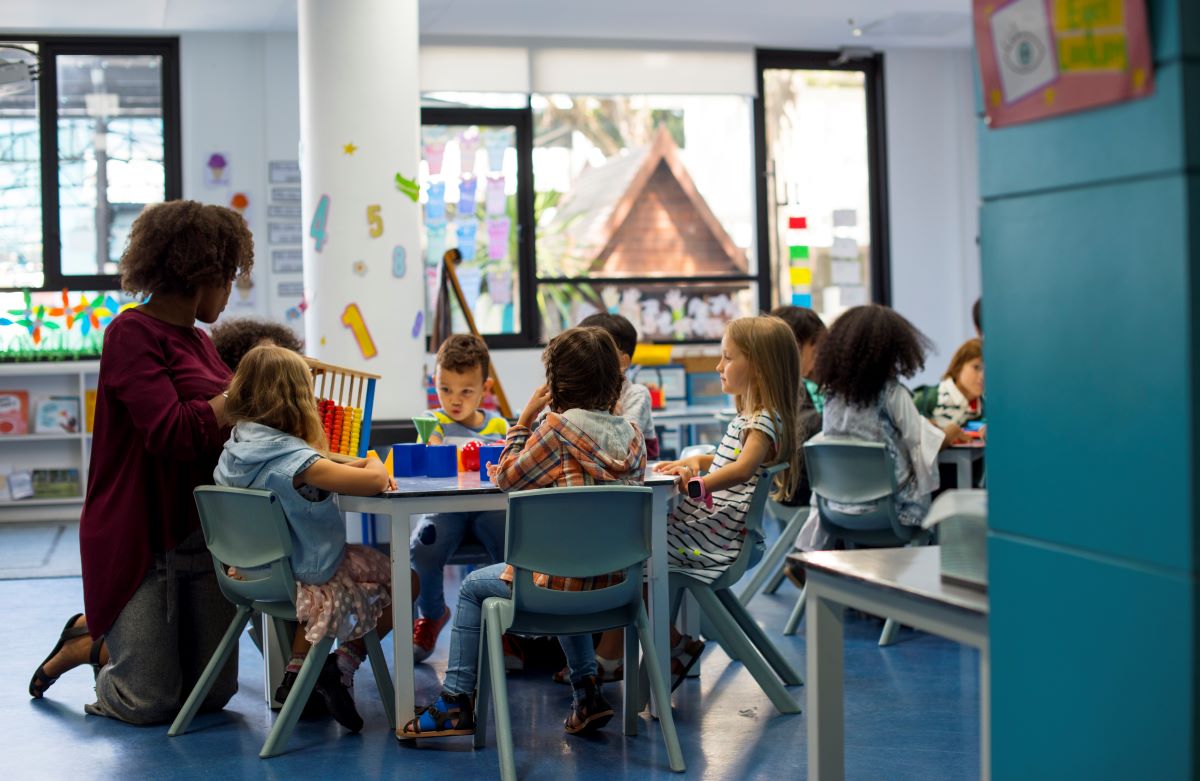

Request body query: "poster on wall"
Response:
[974, 0, 1153, 128]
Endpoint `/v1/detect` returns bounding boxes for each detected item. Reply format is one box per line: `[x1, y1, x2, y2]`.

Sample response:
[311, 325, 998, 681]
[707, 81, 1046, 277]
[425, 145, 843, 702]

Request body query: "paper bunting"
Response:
[422, 127, 449, 176]
[425, 182, 446, 225]
[426, 224, 447, 266]
[457, 176, 477, 217]
[485, 174, 506, 216]
[482, 128, 513, 172]
[486, 217, 510, 260]
[455, 221, 478, 261]
[458, 129, 481, 173]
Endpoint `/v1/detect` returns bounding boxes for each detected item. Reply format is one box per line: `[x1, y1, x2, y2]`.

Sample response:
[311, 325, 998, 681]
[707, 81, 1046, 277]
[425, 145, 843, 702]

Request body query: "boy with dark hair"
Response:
[578, 312, 658, 458]
[410, 334, 509, 665]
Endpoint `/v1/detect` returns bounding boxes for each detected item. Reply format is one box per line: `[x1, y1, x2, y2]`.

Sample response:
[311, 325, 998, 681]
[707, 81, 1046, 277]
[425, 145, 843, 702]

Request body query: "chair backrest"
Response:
[504, 485, 653, 626]
[706, 461, 788, 590]
[193, 486, 299, 608]
[804, 437, 921, 545]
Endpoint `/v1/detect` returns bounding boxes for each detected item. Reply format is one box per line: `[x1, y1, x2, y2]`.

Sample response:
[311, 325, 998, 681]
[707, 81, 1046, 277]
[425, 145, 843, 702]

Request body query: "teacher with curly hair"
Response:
[29, 200, 254, 724]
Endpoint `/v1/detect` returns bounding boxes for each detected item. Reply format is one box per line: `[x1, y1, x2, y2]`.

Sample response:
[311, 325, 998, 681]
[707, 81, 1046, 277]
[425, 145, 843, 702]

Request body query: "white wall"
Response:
[179, 32, 301, 329]
[883, 48, 981, 388]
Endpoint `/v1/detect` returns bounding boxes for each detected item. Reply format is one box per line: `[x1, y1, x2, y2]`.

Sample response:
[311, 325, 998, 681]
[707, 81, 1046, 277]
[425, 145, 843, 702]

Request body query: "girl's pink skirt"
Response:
[296, 544, 391, 643]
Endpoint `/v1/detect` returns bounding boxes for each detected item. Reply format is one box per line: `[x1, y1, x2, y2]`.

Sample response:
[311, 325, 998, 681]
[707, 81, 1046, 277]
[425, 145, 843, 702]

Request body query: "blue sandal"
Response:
[399, 692, 475, 739]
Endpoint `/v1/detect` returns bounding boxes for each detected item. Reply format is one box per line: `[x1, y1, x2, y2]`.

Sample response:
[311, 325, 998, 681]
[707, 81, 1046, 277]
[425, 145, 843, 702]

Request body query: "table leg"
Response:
[389, 510, 416, 733]
[807, 582, 845, 781]
[646, 483, 671, 717]
[956, 453, 971, 490]
[980, 645, 991, 781]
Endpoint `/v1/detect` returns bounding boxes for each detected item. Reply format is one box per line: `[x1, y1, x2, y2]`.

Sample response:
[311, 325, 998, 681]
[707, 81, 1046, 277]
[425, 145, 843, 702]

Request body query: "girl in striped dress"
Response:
[655, 316, 801, 684]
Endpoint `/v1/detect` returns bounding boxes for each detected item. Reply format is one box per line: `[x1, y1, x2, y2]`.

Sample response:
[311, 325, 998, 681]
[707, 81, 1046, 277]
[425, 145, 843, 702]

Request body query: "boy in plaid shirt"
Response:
[401, 326, 646, 741]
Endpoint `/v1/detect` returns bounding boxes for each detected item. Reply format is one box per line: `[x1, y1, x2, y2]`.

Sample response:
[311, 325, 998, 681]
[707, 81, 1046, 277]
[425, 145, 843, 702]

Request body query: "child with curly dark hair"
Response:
[210, 317, 303, 372]
[795, 305, 952, 553]
[31, 200, 254, 724]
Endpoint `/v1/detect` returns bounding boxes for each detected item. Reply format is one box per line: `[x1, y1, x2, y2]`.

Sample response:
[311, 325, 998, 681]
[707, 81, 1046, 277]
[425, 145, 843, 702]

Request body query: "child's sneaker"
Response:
[413, 606, 451, 663]
[564, 674, 613, 735]
[274, 668, 330, 721]
[501, 634, 525, 673]
[399, 691, 475, 739]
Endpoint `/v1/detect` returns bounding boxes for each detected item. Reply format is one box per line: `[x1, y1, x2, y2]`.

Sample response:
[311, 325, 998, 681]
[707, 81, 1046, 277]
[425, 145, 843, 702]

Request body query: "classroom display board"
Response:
[974, 0, 1153, 127]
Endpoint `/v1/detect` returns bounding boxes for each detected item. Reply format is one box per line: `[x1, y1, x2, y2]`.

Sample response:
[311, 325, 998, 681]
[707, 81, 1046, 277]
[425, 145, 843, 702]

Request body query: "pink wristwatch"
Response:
[687, 476, 713, 509]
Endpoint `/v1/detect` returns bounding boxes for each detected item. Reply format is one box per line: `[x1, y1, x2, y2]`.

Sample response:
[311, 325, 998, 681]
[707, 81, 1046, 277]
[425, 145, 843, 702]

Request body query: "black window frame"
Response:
[754, 49, 892, 309]
[2, 35, 181, 293]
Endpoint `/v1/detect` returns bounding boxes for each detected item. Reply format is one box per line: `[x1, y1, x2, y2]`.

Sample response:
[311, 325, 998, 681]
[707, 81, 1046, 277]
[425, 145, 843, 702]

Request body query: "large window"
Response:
[0, 37, 180, 292]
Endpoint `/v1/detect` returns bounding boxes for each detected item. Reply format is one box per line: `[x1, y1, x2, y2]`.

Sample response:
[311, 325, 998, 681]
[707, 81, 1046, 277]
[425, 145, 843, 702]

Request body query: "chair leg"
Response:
[783, 585, 807, 636]
[878, 618, 900, 647]
[473, 621, 491, 749]
[483, 606, 517, 781]
[691, 587, 800, 714]
[623, 625, 639, 736]
[169, 606, 252, 738]
[636, 607, 685, 773]
[716, 589, 803, 686]
[363, 629, 396, 730]
[762, 565, 788, 596]
[738, 509, 806, 606]
[261, 635, 334, 758]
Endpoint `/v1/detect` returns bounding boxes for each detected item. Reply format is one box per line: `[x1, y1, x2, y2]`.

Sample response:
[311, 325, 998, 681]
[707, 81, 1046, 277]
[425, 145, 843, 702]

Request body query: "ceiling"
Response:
[0, 0, 973, 49]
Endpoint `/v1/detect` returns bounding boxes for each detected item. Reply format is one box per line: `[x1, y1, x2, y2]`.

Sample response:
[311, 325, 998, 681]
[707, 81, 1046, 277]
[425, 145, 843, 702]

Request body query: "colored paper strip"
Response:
[791, 293, 813, 308]
[788, 216, 808, 230]
[789, 245, 810, 260]
[789, 266, 813, 287]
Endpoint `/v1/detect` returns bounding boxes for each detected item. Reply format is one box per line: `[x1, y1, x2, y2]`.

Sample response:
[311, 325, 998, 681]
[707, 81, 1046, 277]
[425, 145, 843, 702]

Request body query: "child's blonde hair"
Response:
[226, 344, 328, 451]
[724, 316, 801, 500]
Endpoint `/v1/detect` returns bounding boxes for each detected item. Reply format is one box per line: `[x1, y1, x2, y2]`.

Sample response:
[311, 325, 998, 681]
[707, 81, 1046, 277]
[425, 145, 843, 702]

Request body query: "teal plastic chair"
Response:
[668, 461, 803, 714]
[472, 485, 685, 781]
[737, 497, 810, 606]
[783, 438, 932, 646]
[169, 486, 396, 758]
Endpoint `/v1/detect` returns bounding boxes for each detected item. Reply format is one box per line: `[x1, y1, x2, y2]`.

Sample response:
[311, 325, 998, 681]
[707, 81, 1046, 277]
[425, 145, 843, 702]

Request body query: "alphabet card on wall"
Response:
[974, 0, 1153, 127]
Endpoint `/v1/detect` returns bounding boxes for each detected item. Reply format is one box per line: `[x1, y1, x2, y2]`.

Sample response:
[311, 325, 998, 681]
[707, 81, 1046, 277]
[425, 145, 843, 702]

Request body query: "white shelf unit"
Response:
[0, 361, 98, 523]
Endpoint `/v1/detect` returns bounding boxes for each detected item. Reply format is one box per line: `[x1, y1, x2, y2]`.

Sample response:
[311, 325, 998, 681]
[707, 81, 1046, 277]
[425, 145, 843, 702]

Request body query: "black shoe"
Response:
[316, 653, 364, 732]
[274, 669, 331, 721]
[564, 674, 614, 735]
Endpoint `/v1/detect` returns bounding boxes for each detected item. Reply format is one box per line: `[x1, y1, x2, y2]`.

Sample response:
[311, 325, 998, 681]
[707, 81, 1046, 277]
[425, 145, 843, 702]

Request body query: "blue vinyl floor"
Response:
[3, 537, 980, 781]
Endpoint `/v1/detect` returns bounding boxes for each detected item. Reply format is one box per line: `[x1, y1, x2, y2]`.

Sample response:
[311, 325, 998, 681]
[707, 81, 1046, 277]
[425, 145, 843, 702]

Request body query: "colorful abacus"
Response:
[306, 358, 380, 461]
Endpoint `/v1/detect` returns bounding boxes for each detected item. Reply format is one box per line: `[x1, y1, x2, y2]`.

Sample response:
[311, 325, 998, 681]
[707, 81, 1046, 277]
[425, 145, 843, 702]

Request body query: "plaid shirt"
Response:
[496, 411, 646, 591]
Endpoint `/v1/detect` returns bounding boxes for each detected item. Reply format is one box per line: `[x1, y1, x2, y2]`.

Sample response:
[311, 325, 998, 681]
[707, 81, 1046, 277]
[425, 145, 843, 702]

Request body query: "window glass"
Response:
[0, 43, 42, 288]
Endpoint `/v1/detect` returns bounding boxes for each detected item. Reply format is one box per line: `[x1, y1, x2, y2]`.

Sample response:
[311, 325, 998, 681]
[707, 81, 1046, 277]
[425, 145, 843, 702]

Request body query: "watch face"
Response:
[687, 480, 702, 498]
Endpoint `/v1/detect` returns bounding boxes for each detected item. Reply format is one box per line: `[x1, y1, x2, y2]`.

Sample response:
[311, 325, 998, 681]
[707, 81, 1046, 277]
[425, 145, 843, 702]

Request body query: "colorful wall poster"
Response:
[974, 0, 1153, 128]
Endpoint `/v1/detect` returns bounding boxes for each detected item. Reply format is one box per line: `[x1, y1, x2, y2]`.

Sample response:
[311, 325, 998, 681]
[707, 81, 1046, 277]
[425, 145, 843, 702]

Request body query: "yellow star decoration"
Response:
[1044, 87, 1056, 106]
[342, 142, 358, 155]
[1132, 68, 1147, 91]
[990, 88, 1002, 107]
[320, 336, 327, 346]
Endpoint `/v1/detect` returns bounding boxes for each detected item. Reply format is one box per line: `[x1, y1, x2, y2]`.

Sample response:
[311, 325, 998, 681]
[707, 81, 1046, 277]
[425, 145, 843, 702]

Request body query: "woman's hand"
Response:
[208, 392, 230, 427]
[517, 384, 552, 429]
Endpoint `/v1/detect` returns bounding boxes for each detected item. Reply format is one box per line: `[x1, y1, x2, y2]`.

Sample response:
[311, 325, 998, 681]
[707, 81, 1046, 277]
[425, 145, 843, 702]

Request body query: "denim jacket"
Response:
[213, 422, 345, 584]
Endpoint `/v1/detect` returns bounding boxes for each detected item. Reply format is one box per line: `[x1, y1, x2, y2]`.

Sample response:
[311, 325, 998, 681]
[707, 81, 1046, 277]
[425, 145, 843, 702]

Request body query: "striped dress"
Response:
[666, 412, 778, 584]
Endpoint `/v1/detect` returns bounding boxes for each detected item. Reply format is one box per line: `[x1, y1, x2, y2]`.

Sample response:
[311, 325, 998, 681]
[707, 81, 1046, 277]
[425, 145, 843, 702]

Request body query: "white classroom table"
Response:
[338, 470, 679, 735]
[796, 546, 989, 781]
[938, 442, 985, 489]
[652, 404, 730, 449]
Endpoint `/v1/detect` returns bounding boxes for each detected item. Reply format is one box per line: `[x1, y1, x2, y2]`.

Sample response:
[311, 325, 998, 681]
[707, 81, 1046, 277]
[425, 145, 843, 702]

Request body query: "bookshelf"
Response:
[0, 361, 98, 523]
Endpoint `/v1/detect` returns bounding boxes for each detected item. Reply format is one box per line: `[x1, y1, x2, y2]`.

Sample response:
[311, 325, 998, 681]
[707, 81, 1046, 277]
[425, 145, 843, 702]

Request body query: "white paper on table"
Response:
[990, 0, 1058, 103]
[832, 209, 857, 227]
[831, 259, 862, 286]
[830, 237, 858, 259]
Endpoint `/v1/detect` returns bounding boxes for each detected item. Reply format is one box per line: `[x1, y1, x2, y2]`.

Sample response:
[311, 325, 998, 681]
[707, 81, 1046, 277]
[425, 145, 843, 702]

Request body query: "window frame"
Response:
[6, 35, 182, 293]
[753, 49, 892, 309]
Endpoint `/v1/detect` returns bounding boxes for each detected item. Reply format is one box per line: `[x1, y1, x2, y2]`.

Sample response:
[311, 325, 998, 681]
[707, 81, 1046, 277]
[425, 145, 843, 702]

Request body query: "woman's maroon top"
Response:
[80, 308, 231, 637]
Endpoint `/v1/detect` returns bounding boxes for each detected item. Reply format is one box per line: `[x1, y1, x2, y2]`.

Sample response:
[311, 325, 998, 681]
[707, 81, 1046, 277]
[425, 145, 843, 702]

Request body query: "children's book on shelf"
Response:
[0, 390, 29, 435]
[32, 468, 82, 499]
[8, 470, 33, 500]
[34, 397, 81, 434]
[85, 389, 97, 433]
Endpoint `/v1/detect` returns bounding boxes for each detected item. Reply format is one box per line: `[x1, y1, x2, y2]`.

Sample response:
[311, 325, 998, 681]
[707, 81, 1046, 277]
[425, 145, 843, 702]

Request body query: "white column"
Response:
[299, 0, 423, 419]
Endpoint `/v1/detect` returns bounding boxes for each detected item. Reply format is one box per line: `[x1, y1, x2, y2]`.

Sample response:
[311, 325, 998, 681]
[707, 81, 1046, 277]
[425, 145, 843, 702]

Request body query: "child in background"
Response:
[590, 316, 800, 688]
[579, 312, 659, 458]
[215, 344, 397, 733]
[411, 334, 510, 666]
[932, 337, 984, 434]
[769, 304, 826, 413]
[210, 316, 303, 373]
[794, 305, 952, 556]
[401, 327, 646, 739]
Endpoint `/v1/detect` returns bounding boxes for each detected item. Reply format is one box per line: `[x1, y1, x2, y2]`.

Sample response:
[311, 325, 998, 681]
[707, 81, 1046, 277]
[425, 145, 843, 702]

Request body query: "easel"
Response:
[431, 248, 514, 418]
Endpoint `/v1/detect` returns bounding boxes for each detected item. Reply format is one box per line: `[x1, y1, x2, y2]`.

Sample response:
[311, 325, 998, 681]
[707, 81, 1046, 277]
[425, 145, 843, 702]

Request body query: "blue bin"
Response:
[392, 443, 426, 477]
[425, 444, 458, 478]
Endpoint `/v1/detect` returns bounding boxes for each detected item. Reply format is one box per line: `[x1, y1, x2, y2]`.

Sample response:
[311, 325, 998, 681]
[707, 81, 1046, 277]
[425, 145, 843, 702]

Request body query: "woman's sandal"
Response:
[398, 692, 475, 739]
[551, 655, 623, 685]
[670, 636, 706, 691]
[29, 613, 103, 699]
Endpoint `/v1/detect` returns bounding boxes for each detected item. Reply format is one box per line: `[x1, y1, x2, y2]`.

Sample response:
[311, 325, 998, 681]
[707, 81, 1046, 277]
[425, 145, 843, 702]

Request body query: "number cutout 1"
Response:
[341, 303, 378, 359]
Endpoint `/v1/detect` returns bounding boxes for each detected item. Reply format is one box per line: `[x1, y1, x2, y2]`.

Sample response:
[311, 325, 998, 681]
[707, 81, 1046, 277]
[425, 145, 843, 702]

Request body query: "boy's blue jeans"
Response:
[410, 511, 506, 620]
[442, 563, 598, 696]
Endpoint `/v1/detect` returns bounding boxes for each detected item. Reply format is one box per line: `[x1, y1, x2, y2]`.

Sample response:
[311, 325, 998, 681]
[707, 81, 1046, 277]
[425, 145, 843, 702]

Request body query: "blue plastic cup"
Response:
[425, 444, 459, 478]
[478, 444, 505, 481]
[392, 443, 427, 477]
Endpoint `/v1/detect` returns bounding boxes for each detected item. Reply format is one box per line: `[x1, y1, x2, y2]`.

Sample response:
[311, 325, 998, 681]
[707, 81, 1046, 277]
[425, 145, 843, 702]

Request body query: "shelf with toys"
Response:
[0, 360, 98, 523]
